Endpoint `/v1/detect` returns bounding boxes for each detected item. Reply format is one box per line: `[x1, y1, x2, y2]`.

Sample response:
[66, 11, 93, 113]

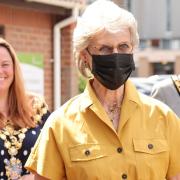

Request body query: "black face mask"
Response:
[91, 53, 135, 90]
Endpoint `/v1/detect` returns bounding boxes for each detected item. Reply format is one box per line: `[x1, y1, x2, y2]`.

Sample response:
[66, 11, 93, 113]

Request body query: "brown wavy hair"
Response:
[0, 38, 35, 128]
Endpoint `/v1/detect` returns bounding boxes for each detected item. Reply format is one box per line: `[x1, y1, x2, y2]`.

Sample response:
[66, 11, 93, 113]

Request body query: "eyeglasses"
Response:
[88, 42, 133, 55]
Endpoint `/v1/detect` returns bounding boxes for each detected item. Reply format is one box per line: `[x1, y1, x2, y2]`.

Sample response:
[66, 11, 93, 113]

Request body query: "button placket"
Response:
[117, 147, 123, 153]
[122, 173, 127, 179]
[84, 149, 90, 156]
[148, 144, 153, 149]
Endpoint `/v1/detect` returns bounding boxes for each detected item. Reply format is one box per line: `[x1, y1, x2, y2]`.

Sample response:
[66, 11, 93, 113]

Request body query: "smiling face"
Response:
[0, 46, 14, 94]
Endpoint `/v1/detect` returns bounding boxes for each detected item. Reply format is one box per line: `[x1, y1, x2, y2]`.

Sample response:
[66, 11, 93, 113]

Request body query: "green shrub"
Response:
[79, 75, 87, 93]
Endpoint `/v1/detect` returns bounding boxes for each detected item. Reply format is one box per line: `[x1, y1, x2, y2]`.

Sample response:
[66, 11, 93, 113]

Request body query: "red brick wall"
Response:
[61, 23, 78, 104]
[0, 4, 79, 110]
[0, 4, 54, 110]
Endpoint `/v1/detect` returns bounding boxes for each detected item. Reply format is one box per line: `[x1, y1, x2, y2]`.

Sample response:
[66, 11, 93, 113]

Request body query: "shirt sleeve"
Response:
[25, 116, 66, 180]
[166, 111, 180, 178]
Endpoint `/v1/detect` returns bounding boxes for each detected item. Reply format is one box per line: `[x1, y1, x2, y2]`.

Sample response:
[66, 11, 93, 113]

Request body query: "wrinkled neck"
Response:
[92, 78, 124, 107]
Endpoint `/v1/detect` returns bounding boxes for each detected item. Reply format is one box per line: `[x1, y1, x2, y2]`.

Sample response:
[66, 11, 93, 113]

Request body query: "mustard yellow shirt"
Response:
[25, 80, 180, 180]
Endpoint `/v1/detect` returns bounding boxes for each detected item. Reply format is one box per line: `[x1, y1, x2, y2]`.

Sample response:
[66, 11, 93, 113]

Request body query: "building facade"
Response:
[0, 0, 85, 110]
[123, 0, 180, 77]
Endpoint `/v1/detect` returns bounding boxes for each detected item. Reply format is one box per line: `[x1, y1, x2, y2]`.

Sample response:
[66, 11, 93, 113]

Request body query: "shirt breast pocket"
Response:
[133, 138, 169, 180]
[68, 143, 112, 179]
[69, 143, 108, 162]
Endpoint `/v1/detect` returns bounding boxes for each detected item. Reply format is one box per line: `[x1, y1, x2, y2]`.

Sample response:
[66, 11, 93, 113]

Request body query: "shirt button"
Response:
[84, 150, 90, 156]
[122, 173, 127, 179]
[117, 147, 123, 153]
[148, 144, 153, 149]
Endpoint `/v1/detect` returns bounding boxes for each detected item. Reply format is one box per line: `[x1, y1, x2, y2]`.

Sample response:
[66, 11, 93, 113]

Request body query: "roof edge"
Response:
[25, 0, 86, 9]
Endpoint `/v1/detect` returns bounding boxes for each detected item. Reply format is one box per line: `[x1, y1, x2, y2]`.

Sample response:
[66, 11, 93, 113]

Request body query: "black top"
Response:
[0, 111, 50, 180]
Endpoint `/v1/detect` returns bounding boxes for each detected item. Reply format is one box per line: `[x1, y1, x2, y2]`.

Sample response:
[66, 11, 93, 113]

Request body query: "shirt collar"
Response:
[79, 79, 94, 111]
[123, 79, 142, 107]
[80, 79, 142, 111]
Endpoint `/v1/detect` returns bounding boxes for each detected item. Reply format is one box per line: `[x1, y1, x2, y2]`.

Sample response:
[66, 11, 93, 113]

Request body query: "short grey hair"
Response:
[73, 0, 139, 78]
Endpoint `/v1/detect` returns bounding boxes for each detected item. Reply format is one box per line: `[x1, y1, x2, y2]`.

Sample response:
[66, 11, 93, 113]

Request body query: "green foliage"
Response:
[79, 75, 87, 93]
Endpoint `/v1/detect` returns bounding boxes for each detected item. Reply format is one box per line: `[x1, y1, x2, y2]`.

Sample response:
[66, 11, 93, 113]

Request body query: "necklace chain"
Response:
[107, 102, 121, 112]
[107, 103, 121, 123]
[0, 122, 28, 179]
[99, 99, 123, 123]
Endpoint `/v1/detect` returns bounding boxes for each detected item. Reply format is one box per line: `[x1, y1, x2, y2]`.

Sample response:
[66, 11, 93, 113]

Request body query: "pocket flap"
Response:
[133, 138, 168, 154]
[69, 143, 109, 162]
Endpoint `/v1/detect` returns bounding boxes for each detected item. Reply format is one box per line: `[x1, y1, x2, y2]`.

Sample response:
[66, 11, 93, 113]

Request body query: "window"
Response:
[171, 39, 180, 50]
[153, 62, 174, 75]
[151, 39, 160, 48]
[161, 39, 171, 49]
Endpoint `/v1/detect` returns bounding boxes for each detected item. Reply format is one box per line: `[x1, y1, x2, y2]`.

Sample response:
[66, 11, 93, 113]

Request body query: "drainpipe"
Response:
[53, 7, 79, 110]
[25, 0, 83, 110]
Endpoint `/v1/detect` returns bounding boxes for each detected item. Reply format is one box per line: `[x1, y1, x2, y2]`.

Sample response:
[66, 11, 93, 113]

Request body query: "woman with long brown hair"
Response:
[0, 37, 50, 179]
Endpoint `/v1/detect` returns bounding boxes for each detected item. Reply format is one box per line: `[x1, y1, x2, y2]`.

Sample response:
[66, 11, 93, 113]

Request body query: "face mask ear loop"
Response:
[86, 48, 92, 56]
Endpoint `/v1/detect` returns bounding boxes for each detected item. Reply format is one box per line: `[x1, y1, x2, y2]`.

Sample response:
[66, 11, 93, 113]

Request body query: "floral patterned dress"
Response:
[0, 95, 50, 180]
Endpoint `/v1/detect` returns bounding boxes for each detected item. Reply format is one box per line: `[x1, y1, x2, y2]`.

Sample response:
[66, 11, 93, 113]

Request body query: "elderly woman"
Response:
[25, 0, 180, 179]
